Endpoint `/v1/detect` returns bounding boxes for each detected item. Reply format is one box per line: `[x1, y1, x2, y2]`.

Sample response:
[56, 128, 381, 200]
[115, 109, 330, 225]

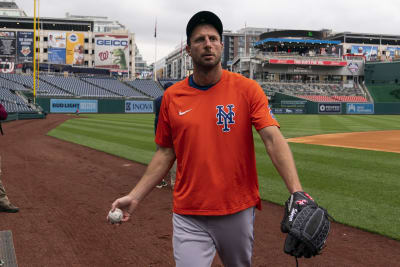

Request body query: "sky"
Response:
[15, 0, 400, 64]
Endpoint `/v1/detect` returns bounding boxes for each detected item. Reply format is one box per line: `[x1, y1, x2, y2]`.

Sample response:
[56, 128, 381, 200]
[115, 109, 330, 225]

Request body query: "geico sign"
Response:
[96, 39, 128, 46]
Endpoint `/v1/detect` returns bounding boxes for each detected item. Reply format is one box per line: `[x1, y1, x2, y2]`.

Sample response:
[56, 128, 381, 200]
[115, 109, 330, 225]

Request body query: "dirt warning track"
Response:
[288, 130, 400, 153]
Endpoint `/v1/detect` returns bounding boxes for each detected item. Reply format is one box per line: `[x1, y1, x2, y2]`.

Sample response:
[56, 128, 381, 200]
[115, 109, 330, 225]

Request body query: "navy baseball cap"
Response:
[186, 11, 223, 44]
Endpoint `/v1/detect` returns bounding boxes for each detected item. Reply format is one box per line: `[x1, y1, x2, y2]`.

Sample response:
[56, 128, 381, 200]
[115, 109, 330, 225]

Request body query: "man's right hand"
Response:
[109, 195, 139, 223]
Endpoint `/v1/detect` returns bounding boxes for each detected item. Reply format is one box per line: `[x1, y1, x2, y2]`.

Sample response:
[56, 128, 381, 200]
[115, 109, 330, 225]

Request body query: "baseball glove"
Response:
[281, 191, 332, 258]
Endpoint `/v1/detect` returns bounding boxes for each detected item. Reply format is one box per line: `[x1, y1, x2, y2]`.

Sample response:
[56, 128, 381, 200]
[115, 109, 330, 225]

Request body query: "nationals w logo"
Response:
[216, 104, 235, 132]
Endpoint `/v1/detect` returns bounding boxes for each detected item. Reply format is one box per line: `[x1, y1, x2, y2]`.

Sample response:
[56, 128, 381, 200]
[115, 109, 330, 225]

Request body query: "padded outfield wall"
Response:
[36, 93, 398, 115]
[37, 97, 387, 115]
[270, 93, 377, 115]
[272, 100, 398, 115]
[36, 98, 155, 114]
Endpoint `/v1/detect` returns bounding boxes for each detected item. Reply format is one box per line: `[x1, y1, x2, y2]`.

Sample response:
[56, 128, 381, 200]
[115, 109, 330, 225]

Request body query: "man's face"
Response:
[186, 24, 223, 70]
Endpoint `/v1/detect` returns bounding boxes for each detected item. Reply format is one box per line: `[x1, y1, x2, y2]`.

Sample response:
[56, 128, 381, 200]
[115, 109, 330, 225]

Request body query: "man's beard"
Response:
[193, 54, 221, 71]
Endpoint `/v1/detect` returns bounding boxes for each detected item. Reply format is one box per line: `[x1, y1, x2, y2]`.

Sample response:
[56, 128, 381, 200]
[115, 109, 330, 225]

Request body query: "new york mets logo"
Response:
[216, 104, 235, 132]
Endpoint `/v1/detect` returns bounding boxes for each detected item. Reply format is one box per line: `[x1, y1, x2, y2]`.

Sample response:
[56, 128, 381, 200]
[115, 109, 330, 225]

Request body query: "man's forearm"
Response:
[266, 136, 302, 193]
[259, 127, 302, 194]
[128, 147, 175, 203]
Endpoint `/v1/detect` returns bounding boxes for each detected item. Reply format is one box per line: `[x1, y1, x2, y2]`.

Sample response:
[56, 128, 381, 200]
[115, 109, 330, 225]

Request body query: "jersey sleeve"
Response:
[249, 81, 280, 130]
[155, 93, 174, 147]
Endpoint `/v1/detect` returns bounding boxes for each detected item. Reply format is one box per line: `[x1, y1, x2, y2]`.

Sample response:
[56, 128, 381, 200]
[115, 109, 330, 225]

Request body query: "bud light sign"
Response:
[50, 99, 98, 113]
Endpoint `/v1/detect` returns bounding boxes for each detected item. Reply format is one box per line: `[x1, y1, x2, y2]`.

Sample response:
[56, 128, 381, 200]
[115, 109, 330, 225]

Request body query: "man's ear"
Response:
[186, 45, 191, 56]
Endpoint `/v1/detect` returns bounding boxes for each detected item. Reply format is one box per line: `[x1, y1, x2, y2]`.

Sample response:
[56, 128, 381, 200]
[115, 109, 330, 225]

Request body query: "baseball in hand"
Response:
[108, 208, 123, 224]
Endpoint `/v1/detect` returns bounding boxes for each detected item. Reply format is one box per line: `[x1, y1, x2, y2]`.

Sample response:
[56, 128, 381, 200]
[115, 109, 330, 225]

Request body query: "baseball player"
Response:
[109, 11, 304, 266]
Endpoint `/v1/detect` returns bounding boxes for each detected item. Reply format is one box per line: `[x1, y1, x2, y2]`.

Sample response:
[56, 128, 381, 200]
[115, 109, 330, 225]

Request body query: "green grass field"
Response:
[48, 114, 400, 240]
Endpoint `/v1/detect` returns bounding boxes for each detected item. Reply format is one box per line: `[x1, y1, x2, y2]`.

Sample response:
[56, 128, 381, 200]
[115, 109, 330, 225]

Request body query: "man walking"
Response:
[109, 11, 304, 266]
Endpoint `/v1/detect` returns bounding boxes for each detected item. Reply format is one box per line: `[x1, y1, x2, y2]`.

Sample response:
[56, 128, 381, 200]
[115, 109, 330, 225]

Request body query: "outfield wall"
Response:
[374, 103, 400, 114]
[36, 97, 400, 115]
[1, 112, 46, 122]
[37, 98, 154, 114]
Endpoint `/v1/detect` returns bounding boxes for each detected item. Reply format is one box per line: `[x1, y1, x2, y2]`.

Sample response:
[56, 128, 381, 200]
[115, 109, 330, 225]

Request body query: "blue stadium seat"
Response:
[40, 75, 120, 98]
[125, 79, 163, 98]
[82, 77, 146, 98]
[0, 87, 35, 113]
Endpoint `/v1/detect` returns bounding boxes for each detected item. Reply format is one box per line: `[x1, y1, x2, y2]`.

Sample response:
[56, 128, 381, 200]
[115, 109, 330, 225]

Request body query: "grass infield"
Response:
[48, 114, 400, 240]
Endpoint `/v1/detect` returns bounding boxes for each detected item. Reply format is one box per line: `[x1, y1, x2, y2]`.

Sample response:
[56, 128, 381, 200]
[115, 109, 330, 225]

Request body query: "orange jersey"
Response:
[155, 70, 279, 215]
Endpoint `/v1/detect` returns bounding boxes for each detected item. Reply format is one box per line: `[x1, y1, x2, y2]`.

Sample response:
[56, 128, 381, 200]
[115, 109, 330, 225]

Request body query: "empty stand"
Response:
[125, 80, 163, 98]
[261, 81, 368, 102]
[158, 79, 181, 88]
[297, 95, 339, 102]
[0, 87, 35, 113]
[82, 77, 146, 98]
[332, 96, 368, 102]
[0, 73, 72, 96]
[40, 75, 120, 98]
[0, 76, 26, 91]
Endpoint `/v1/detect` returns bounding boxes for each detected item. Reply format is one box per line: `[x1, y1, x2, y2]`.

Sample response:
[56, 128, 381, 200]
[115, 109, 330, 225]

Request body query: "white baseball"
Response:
[108, 208, 123, 223]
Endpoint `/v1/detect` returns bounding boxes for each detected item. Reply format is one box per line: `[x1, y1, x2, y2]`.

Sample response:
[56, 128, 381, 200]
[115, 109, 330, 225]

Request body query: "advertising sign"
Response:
[0, 31, 16, 73]
[318, 103, 341, 114]
[346, 103, 374, 114]
[281, 100, 307, 108]
[125, 100, 153, 113]
[269, 59, 347, 66]
[350, 45, 378, 61]
[272, 108, 304, 114]
[66, 32, 84, 65]
[0, 61, 14, 73]
[386, 47, 400, 57]
[347, 62, 359, 73]
[17, 31, 33, 62]
[48, 32, 66, 64]
[95, 34, 129, 72]
[50, 99, 98, 113]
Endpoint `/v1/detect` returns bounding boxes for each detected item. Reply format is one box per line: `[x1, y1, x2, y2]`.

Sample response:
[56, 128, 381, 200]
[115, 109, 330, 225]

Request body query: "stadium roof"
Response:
[0, 16, 93, 31]
[255, 38, 341, 46]
[328, 32, 400, 45]
[0, 1, 19, 9]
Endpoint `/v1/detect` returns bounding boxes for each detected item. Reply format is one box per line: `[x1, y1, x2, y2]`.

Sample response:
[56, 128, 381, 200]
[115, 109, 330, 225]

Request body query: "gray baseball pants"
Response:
[173, 206, 255, 267]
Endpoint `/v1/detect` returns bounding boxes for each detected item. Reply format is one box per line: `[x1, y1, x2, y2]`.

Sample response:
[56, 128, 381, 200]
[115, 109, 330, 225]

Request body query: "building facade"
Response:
[0, 1, 141, 78]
